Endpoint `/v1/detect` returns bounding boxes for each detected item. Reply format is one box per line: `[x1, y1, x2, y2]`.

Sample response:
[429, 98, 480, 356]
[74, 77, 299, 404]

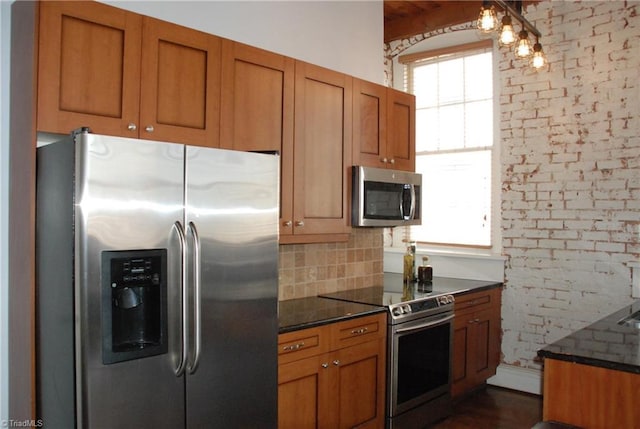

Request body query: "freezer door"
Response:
[75, 133, 186, 428]
[184, 147, 279, 428]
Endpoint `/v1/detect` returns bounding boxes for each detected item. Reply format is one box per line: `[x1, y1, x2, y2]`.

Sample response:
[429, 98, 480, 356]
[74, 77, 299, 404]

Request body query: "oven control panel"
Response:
[389, 294, 455, 320]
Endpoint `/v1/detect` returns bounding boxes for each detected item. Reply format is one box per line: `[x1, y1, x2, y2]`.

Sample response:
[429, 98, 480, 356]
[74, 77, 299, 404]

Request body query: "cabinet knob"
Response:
[333, 360, 340, 366]
[321, 363, 329, 368]
[382, 157, 388, 163]
[389, 158, 395, 164]
[295, 221, 304, 227]
[127, 123, 137, 131]
[145, 125, 155, 133]
[282, 220, 292, 227]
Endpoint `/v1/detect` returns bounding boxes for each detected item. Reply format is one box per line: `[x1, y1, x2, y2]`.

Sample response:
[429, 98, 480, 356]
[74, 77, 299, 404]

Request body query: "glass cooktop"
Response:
[319, 281, 445, 307]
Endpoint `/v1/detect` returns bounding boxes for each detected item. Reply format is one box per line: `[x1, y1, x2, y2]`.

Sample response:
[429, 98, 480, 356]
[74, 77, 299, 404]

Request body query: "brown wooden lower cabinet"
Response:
[543, 358, 640, 429]
[278, 313, 386, 429]
[452, 287, 502, 397]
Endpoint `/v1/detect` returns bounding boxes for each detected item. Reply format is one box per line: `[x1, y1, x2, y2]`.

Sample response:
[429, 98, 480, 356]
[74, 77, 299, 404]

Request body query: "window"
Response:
[400, 40, 496, 249]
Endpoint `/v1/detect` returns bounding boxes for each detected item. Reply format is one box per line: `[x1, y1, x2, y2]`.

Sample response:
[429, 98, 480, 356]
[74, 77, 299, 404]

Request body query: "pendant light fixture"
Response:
[475, 0, 547, 70]
[477, 2, 499, 34]
[530, 37, 547, 69]
[498, 14, 516, 47]
[514, 28, 533, 58]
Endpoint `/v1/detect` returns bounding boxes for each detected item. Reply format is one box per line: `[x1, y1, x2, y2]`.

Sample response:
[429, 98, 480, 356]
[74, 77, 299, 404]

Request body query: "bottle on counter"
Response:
[403, 242, 416, 283]
[418, 256, 433, 284]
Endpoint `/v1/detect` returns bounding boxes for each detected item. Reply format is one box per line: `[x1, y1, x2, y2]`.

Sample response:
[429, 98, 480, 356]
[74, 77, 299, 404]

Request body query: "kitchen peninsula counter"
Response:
[537, 300, 640, 427]
[537, 300, 640, 374]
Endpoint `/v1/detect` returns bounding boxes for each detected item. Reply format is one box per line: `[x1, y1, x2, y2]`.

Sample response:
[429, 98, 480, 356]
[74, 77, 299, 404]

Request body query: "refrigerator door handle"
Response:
[187, 221, 202, 374]
[174, 221, 189, 377]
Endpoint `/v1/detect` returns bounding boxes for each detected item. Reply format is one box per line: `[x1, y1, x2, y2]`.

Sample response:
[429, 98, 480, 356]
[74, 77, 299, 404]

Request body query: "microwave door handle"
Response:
[400, 185, 410, 219]
[409, 185, 416, 220]
[400, 185, 414, 220]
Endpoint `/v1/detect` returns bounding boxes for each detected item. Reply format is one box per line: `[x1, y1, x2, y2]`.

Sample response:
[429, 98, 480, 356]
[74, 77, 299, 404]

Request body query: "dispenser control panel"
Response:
[110, 255, 162, 288]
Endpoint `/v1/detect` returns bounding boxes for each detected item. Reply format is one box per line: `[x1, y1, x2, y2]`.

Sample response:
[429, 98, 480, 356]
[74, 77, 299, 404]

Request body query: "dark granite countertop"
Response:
[278, 296, 386, 334]
[279, 274, 502, 334]
[538, 300, 640, 374]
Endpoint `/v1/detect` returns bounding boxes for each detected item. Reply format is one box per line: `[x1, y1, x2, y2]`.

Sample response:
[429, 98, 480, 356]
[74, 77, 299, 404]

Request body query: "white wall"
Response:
[1, 0, 11, 423]
[102, 0, 384, 84]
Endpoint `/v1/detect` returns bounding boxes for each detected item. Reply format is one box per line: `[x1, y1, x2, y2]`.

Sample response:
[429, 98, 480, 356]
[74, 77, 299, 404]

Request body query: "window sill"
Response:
[384, 247, 506, 282]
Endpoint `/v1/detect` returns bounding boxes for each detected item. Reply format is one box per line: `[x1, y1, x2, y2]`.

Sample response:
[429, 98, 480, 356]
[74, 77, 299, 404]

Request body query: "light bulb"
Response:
[477, 5, 498, 34]
[530, 42, 547, 69]
[498, 15, 516, 47]
[514, 29, 533, 58]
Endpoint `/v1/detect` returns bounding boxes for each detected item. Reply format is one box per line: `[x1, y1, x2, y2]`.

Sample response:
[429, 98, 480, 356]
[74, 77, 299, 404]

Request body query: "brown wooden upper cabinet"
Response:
[37, 1, 221, 147]
[219, 40, 294, 153]
[353, 79, 416, 172]
[281, 61, 352, 243]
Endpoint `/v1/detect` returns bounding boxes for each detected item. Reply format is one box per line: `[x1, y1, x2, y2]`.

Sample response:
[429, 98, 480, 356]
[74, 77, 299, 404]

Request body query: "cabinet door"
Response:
[452, 315, 470, 396]
[387, 89, 416, 172]
[353, 79, 387, 169]
[332, 339, 386, 429]
[140, 17, 221, 147]
[220, 40, 294, 153]
[37, 1, 142, 136]
[452, 289, 502, 397]
[278, 354, 331, 429]
[469, 306, 501, 384]
[291, 61, 352, 236]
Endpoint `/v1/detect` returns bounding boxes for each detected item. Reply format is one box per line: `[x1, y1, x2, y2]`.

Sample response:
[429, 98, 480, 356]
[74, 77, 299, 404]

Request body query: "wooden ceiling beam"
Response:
[383, 0, 541, 44]
[384, 1, 482, 43]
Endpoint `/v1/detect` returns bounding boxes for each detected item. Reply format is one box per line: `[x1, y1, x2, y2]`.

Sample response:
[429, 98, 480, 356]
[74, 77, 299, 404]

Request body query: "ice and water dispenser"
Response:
[101, 249, 168, 364]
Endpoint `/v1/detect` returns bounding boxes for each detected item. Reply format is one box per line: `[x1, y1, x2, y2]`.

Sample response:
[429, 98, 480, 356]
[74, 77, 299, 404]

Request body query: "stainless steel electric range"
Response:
[320, 275, 456, 429]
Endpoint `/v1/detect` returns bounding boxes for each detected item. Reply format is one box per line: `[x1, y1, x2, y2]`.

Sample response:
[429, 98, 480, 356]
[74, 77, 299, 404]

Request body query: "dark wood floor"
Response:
[430, 386, 543, 429]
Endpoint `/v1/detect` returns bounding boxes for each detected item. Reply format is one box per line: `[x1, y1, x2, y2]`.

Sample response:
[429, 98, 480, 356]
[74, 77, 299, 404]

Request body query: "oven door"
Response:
[388, 311, 454, 417]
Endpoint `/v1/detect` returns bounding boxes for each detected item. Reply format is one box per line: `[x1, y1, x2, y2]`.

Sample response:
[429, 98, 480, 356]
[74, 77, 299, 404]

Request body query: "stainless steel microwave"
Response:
[352, 166, 422, 227]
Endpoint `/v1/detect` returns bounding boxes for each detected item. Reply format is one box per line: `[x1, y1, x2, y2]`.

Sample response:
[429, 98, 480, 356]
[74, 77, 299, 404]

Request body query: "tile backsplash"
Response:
[278, 228, 384, 300]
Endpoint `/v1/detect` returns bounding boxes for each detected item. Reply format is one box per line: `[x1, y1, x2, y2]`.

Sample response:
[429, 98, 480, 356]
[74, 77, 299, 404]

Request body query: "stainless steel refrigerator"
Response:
[36, 129, 279, 428]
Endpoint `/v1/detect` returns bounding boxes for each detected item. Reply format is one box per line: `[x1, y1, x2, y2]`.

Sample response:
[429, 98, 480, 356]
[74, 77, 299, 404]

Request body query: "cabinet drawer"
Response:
[329, 313, 386, 350]
[278, 325, 328, 365]
[454, 288, 500, 316]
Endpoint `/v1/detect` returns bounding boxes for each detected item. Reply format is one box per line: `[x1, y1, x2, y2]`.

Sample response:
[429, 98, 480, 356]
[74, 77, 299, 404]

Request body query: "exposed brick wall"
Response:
[501, 0, 640, 369]
[385, 0, 640, 372]
[278, 228, 384, 300]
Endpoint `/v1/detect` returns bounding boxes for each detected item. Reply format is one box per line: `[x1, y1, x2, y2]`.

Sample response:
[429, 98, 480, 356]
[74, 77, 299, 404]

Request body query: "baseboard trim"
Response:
[487, 364, 542, 395]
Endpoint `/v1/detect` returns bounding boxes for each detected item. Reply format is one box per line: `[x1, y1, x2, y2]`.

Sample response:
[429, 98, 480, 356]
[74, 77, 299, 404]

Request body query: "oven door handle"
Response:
[395, 313, 454, 334]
